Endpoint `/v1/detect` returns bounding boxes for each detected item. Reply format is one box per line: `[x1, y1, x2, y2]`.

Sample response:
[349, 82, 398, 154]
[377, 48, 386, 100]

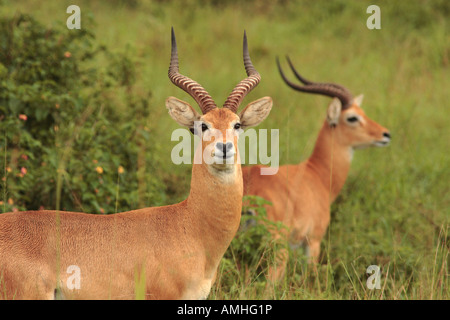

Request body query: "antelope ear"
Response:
[327, 98, 341, 127]
[165, 97, 201, 129]
[239, 97, 273, 129]
[353, 94, 364, 107]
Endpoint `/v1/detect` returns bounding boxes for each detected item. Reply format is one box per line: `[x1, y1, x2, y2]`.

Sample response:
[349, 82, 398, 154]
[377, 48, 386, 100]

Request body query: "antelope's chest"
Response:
[181, 278, 213, 300]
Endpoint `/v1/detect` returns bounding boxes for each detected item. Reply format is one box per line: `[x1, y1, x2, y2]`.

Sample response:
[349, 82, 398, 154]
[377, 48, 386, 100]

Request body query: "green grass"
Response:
[1, 0, 448, 299]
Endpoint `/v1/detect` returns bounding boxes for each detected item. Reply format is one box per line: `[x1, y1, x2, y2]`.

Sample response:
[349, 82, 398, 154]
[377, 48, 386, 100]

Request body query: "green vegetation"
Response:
[1, 0, 448, 299]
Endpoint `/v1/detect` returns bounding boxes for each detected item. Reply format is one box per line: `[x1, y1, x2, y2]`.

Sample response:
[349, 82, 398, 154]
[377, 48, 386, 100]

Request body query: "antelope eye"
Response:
[201, 123, 208, 132]
[347, 116, 359, 123]
[234, 123, 241, 130]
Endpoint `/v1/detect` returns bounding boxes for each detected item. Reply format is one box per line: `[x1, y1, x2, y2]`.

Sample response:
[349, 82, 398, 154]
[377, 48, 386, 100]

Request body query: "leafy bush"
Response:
[0, 13, 162, 213]
[221, 195, 288, 284]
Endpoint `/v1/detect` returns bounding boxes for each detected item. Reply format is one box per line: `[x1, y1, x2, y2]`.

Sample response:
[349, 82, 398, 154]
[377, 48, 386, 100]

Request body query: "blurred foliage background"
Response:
[0, 0, 448, 299]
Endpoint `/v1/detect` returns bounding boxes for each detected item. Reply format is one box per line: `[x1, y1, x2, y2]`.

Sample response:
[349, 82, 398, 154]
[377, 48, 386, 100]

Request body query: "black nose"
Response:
[383, 132, 391, 139]
[216, 142, 233, 157]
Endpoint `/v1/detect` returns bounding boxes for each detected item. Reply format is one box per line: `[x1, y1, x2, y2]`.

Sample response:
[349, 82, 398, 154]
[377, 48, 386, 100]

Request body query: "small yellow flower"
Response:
[8, 198, 14, 205]
[95, 166, 103, 174]
[118, 166, 124, 174]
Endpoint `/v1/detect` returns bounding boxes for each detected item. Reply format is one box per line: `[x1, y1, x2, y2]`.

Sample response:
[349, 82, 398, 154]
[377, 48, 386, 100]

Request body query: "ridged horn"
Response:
[223, 31, 261, 113]
[277, 56, 353, 109]
[168, 27, 217, 114]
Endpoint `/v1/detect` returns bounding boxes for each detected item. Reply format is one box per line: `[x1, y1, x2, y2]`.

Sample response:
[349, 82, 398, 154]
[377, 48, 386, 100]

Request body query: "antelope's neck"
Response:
[186, 159, 243, 267]
[306, 122, 352, 203]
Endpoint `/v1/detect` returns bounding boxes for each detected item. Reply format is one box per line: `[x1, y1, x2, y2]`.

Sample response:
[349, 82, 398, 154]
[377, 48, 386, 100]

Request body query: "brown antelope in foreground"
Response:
[242, 56, 390, 280]
[0, 29, 272, 300]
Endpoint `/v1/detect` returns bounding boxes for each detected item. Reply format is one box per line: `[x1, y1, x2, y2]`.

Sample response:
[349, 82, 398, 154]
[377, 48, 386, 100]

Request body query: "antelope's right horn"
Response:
[168, 27, 217, 114]
[277, 56, 353, 109]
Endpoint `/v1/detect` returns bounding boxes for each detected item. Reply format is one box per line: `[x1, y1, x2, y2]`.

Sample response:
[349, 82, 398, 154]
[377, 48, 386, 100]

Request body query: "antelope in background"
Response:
[242, 56, 390, 280]
[0, 28, 273, 299]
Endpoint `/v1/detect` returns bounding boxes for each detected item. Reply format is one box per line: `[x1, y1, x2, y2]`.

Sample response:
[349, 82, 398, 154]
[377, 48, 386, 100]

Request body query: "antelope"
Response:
[0, 29, 273, 300]
[242, 56, 390, 280]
